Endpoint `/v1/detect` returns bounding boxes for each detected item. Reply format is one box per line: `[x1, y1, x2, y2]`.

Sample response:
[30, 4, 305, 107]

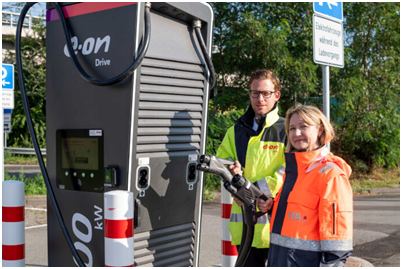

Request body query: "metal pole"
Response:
[1, 108, 3, 181]
[322, 65, 330, 151]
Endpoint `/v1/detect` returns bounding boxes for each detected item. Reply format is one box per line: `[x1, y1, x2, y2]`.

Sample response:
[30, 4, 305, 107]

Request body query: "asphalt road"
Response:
[351, 194, 400, 267]
[24, 190, 400, 267]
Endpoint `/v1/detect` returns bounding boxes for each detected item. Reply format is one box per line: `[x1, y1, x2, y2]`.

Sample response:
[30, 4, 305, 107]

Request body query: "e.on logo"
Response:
[263, 144, 279, 150]
[64, 35, 111, 57]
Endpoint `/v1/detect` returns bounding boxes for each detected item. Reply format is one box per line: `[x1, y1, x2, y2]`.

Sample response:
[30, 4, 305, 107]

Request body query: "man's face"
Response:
[249, 79, 280, 118]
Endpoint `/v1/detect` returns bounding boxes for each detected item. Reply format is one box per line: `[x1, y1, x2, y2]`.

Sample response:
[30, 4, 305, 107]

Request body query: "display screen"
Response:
[61, 137, 99, 170]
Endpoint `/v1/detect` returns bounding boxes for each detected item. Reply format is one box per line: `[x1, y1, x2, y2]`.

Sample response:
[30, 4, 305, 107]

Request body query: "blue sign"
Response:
[314, 2, 343, 21]
[2, 64, 14, 90]
[4, 109, 12, 114]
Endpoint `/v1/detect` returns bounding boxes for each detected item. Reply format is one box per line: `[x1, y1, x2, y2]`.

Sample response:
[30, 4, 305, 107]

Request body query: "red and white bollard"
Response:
[221, 182, 237, 267]
[2, 180, 25, 267]
[104, 191, 134, 267]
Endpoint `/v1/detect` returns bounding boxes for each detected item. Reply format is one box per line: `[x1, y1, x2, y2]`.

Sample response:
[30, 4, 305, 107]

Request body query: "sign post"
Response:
[2, 64, 14, 180]
[313, 2, 343, 151]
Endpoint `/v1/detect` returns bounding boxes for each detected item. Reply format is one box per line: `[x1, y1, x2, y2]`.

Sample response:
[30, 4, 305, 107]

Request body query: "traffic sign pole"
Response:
[2, 63, 15, 181]
[313, 2, 343, 152]
[322, 65, 330, 151]
[1, 108, 3, 181]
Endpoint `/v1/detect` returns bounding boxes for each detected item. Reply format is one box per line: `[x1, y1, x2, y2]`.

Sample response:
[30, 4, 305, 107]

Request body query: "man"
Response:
[216, 69, 287, 266]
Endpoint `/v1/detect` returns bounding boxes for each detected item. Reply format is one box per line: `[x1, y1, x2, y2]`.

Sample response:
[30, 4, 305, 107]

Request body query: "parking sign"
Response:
[2, 64, 14, 90]
[314, 2, 343, 22]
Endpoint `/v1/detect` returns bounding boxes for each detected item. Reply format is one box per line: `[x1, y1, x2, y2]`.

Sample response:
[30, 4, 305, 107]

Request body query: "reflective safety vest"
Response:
[268, 146, 353, 267]
[216, 104, 287, 248]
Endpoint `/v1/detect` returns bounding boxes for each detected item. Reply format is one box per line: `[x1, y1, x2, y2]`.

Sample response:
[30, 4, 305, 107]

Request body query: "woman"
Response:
[258, 104, 353, 267]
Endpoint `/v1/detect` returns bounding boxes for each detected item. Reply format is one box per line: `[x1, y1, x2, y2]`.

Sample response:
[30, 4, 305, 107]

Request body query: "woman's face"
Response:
[289, 113, 323, 152]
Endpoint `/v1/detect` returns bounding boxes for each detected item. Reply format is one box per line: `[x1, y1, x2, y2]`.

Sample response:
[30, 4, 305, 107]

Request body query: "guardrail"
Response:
[4, 147, 46, 155]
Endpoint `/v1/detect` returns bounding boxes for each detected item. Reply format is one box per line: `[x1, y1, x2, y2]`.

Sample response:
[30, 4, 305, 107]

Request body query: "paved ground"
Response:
[24, 187, 400, 267]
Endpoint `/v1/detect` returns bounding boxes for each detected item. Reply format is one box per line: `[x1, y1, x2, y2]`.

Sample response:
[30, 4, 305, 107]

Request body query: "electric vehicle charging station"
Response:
[41, 2, 214, 266]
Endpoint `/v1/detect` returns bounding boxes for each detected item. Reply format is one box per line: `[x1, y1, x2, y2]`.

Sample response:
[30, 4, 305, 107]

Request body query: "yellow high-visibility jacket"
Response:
[216, 104, 287, 248]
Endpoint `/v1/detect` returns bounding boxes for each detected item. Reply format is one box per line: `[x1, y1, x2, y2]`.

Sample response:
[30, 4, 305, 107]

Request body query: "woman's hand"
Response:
[257, 197, 274, 213]
[228, 161, 242, 176]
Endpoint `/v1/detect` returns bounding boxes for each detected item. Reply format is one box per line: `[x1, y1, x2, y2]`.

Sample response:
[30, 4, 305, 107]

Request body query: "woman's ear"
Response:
[318, 124, 324, 137]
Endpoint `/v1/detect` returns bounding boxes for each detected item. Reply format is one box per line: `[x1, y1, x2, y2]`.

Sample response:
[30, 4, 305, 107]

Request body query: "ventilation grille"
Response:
[134, 222, 195, 267]
[137, 57, 205, 158]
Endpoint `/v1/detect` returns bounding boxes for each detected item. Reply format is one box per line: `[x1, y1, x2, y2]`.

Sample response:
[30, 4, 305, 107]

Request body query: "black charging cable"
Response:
[16, 2, 86, 267]
[193, 20, 216, 90]
[54, 2, 151, 86]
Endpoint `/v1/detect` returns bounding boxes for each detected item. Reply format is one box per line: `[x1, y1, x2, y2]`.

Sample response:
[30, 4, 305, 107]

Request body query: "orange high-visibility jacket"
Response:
[268, 146, 353, 267]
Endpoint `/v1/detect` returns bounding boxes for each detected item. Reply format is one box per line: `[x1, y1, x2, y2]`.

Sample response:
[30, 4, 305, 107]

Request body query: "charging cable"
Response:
[193, 19, 216, 90]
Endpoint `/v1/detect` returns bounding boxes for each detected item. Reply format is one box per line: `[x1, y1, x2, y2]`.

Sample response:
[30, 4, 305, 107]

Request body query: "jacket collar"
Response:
[285, 145, 329, 173]
[238, 102, 279, 135]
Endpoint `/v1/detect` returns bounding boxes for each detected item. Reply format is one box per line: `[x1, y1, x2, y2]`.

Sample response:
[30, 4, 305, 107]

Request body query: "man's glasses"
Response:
[250, 90, 276, 99]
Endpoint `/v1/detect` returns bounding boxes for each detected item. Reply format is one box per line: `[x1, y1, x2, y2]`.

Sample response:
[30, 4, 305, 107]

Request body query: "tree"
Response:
[331, 2, 400, 170]
[211, 2, 321, 115]
[4, 19, 47, 148]
[209, 2, 400, 171]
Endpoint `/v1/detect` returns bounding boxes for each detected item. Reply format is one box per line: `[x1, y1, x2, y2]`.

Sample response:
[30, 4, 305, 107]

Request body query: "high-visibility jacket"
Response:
[268, 146, 353, 267]
[216, 104, 287, 248]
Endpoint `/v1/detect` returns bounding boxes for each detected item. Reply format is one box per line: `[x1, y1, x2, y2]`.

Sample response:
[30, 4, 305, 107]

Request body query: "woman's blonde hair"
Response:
[285, 103, 335, 152]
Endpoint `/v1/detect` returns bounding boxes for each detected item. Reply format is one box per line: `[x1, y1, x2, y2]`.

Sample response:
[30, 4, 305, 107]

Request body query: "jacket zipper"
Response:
[332, 203, 336, 235]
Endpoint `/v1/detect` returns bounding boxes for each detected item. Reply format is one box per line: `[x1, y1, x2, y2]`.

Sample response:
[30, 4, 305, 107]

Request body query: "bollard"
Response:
[2, 180, 25, 267]
[221, 181, 237, 267]
[104, 191, 134, 267]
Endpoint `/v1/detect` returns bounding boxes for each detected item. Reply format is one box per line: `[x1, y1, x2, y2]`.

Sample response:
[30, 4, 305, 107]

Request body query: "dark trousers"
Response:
[236, 245, 269, 267]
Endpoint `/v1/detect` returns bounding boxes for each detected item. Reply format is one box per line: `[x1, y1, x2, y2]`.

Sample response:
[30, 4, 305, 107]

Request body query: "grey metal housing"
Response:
[46, 2, 213, 267]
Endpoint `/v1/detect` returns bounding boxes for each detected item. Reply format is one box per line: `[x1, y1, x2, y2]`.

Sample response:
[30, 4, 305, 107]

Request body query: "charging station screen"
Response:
[61, 137, 99, 170]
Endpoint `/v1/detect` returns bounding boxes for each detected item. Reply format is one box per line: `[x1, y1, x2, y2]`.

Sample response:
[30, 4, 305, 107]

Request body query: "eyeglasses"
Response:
[250, 90, 276, 99]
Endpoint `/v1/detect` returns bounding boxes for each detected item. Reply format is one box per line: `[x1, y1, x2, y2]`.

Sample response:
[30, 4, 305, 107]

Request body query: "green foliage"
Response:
[204, 108, 244, 192]
[331, 2, 400, 170]
[4, 170, 47, 196]
[4, 3, 399, 190]
[4, 151, 44, 165]
[4, 19, 47, 148]
[210, 2, 400, 174]
[211, 2, 320, 115]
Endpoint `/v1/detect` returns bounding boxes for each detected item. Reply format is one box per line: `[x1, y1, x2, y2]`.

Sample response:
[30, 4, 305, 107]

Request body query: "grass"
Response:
[4, 155, 399, 198]
[350, 167, 400, 194]
[4, 169, 47, 196]
[4, 151, 44, 165]
[202, 167, 400, 200]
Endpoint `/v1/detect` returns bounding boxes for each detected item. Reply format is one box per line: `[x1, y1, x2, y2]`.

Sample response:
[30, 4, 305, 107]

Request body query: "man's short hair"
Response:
[248, 69, 281, 92]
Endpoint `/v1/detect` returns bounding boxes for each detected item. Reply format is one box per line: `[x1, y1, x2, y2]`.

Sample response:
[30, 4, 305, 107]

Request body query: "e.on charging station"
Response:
[42, 2, 213, 266]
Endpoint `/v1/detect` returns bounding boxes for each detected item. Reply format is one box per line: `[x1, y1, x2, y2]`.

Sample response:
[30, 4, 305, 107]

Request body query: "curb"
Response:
[369, 186, 400, 195]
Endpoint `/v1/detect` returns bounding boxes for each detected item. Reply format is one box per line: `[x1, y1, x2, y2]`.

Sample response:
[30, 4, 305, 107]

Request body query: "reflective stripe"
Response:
[270, 233, 321, 252]
[255, 178, 272, 197]
[319, 162, 339, 173]
[306, 147, 329, 173]
[230, 213, 242, 223]
[230, 213, 269, 224]
[271, 234, 353, 253]
[275, 165, 285, 177]
[321, 239, 353, 251]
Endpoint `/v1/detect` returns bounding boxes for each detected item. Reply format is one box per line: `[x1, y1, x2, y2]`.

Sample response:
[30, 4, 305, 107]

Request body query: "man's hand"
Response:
[257, 197, 273, 213]
[228, 161, 242, 176]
